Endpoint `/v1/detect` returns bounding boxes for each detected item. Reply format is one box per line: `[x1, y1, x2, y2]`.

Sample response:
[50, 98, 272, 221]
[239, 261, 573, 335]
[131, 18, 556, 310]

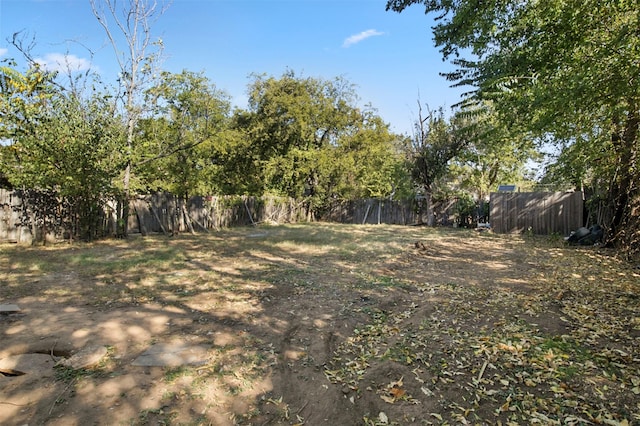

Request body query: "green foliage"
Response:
[387, 0, 640, 252]
[227, 71, 411, 215]
[453, 191, 475, 225]
[0, 63, 125, 240]
[0, 62, 54, 140]
[241, 70, 362, 201]
[136, 70, 232, 197]
[451, 102, 539, 199]
[400, 106, 468, 225]
[408, 107, 456, 194]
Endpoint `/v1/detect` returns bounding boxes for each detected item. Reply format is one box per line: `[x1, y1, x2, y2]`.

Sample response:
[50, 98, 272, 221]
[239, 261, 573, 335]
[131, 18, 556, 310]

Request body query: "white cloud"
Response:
[0, 48, 7, 57]
[342, 29, 385, 48]
[34, 53, 92, 73]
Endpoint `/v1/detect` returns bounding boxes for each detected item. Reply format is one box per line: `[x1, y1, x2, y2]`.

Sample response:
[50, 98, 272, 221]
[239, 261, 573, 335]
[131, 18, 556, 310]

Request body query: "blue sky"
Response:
[0, 0, 466, 135]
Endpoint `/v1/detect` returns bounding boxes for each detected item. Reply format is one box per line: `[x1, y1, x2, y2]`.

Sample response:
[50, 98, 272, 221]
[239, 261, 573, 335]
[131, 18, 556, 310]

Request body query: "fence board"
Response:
[1, 189, 498, 243]
[0, 191, 25, 243]
[322, 199, 420, 225]
[490, 191, 583, 235]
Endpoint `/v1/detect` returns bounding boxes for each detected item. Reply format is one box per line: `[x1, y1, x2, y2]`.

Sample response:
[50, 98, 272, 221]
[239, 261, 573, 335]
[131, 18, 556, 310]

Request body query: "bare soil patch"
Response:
[1, 224, 639, 425]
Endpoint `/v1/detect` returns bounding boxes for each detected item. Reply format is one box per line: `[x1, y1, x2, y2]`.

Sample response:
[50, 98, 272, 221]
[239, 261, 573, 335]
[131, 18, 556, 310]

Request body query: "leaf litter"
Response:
[1, 225, 639, 425]
[325, 236, 640, 425]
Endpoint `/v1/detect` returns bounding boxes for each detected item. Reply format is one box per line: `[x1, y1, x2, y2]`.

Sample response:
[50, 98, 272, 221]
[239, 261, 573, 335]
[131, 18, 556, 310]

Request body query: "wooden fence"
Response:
[1, 188, 496, 244]
[490, 191, 583, 235]
[128, 193, 307, 235]
[0, 190, 31, 243]
[0, 191, 309, 244]
[321, 199, 420, 225]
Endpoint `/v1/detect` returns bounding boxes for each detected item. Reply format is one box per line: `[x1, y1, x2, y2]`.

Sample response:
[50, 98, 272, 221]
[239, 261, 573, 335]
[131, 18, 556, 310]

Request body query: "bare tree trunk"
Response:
[609, 109, 639, 247]
[426, 194, 436, 227]
[91, 0, 167, 238]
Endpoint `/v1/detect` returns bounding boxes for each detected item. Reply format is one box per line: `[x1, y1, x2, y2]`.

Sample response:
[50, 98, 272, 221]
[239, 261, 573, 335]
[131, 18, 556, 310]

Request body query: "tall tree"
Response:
[407, 105, 467, 226]
[136, 70, 231, 197]
[229, 71, 410, 218]
[240, 71, 361, 216]
[0, 64, 124, 241]
[91, 0, 168, 236]
[329, 112, 409, 202]
[386, 0, 640, 251]
[451, 103, 539, 202]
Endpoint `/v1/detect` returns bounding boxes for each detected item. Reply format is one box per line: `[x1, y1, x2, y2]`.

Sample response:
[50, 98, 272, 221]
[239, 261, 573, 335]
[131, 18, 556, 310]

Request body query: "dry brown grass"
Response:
[1, 223, 639, 425]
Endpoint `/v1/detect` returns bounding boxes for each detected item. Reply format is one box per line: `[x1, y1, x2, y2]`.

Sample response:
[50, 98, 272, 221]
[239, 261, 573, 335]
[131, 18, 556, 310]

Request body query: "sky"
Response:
[0, 0, 467, 136]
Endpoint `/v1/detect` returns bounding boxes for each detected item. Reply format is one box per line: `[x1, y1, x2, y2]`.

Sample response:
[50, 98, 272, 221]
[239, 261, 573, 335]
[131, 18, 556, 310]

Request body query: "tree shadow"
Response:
[1, 224, 423, 425]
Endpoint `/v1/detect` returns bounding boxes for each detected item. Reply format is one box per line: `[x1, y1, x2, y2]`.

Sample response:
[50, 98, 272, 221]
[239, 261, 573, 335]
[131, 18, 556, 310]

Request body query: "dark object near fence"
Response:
[565, 225, 604, 246]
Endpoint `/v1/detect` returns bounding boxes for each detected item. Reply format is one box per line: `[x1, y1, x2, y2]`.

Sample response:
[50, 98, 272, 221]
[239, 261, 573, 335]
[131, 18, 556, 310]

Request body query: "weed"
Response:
[164, 366, 194, 383]
[547, 232, 564, 245]
[135, 407, 176, 426]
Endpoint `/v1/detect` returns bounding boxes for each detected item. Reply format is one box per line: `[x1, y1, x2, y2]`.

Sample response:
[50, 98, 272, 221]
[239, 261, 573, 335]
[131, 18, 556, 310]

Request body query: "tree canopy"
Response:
[223, 71, 411, 217]
[0, 63, 125, 240]
[387, 0, 640, 252]
[9, 0, 621, 242]
[136, 70, 232, 197]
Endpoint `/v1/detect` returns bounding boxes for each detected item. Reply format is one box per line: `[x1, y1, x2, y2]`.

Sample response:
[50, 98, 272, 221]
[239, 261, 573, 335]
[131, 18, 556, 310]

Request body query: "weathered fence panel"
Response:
[128, 194, 307, 234]
[0, 191, 30, 243]
[490, 191, 583, 235]
[0, 190, 310, 243]
[321, 199, 420, 225]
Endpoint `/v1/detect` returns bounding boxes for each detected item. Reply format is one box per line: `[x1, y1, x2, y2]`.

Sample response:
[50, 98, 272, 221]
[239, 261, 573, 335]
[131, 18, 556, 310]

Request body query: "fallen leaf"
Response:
[378, 411, 389, 424]
[389, 376, 404, 388]
[421, 386, 434, 396]
[380, 395, 395, 404]
[390, 387, 405, 398]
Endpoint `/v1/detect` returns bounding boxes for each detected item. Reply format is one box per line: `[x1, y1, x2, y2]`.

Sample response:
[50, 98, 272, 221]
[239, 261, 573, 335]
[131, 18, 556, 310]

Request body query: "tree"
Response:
[407, 105, 467, 226]
[91, 0, 168, 236]
[0, 64, 125, 241]
[236, 71, 362, 216]
[233, 71, 410, 219]
[329, 112, 409, 202]
[451, 102, 539, 203]
[0, 61, 53, 140]
[136, 70, 231, 197]
[386, 0, 640, 252]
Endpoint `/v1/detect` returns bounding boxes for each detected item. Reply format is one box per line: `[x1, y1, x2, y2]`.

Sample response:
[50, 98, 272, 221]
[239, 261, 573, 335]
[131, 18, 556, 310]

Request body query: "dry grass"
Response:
[1, 223, 639, 425]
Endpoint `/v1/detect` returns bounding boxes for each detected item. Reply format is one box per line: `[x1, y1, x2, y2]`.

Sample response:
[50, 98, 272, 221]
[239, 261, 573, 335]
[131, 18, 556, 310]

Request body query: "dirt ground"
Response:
[1, 224, 639, 425]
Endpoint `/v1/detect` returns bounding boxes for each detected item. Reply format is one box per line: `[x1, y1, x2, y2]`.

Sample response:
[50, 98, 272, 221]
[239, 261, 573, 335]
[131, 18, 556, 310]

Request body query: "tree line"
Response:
[1, 0, 638, 259]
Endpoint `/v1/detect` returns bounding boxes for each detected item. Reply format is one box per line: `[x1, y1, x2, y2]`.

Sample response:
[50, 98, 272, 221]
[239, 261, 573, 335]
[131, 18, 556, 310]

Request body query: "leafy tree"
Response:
[136, 70, 231, 197]
[0, 62, 53, 140]
[386, 0, 640, 251]
[451, 103, 539, 202]
[244, 71, 360, 196]
[0, 64, 125, 241]
[329, 112, 410, 202]
[406, 105, 467, 226]
[210, 116, 264, 195]
[235, 71, 408, 217]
